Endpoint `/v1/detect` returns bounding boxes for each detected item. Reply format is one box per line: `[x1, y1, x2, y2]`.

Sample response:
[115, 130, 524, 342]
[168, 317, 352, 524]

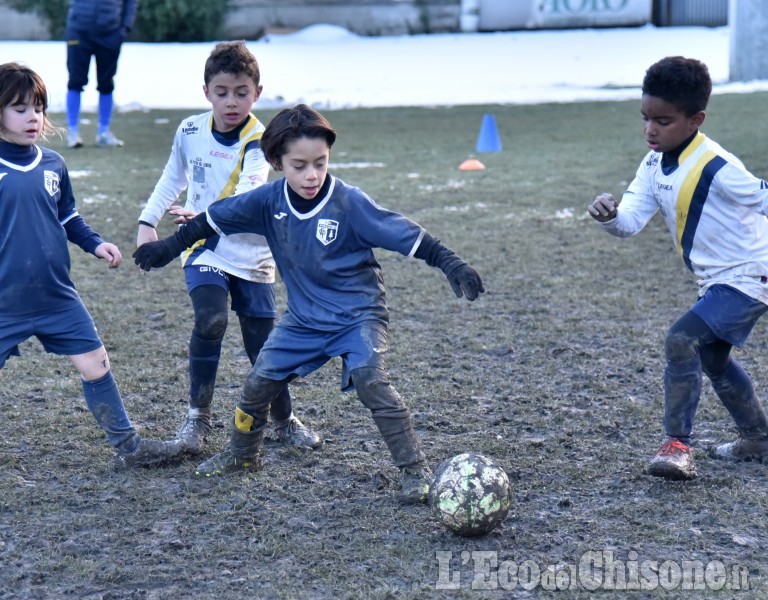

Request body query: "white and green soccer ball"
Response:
[429, 453, 511, 537]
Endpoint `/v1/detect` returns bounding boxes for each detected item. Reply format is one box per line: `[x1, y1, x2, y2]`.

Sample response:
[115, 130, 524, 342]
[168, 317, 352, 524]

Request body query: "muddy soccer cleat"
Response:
[194, 448, 259, 477]
[399, 462, 433, 504]
[709, 437, 768, 463]
[273, 415, 322, 448]
[176, 411, 213, 455]
[115, 437, 187, 469]
[646, 437, 697, 480]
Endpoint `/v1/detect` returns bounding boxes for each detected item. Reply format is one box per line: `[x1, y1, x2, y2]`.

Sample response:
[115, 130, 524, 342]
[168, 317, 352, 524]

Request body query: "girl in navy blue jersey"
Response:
[133, 104, 485, 503]
[0, 62, 184, 467]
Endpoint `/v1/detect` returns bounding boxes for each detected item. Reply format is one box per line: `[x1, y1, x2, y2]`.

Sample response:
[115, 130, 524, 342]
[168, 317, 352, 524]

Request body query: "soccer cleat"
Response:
[115, 437, 187, 469]
[399, 462, 433, 504]
[194, 448, 259, 477]
[176, 413, 213, 455]
[67, 130, 83, 148]
[709, 437, 768, 463]
[646, 437, 697, 480]
[95, 130, 124, 147]
[273, 415, 322, 449]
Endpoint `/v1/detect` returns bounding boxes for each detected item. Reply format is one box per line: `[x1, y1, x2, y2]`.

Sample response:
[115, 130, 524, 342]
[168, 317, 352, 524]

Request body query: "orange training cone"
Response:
[459, 158, 485, 170]
[475, 114, 502, 153]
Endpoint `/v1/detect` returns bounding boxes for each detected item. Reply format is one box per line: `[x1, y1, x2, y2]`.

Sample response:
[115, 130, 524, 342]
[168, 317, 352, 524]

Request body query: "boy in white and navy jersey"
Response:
[0, 62, 184, 467]
[589, 56, 768, 480]
[136, 42, 319, 454]
[133, 105, 485, 503]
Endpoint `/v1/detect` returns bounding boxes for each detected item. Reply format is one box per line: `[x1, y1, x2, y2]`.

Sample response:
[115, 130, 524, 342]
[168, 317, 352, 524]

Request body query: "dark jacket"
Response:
[66, 0, 138, 34]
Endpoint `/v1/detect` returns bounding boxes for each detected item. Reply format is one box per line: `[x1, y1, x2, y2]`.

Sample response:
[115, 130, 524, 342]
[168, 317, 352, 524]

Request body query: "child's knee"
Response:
[664, 329, 698, 362]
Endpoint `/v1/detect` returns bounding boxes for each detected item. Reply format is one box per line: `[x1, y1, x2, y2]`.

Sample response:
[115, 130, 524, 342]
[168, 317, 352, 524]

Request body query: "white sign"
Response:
[472, 0, 652, 30]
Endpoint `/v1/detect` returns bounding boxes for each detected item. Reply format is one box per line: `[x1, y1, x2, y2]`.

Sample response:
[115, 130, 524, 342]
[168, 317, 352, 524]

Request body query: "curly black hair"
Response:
[642, 56, 711, 116]
[204, 40, 260, 88]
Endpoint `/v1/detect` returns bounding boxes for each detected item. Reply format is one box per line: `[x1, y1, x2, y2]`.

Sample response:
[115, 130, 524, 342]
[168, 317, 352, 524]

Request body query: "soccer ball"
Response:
[429, 453, 511, 537]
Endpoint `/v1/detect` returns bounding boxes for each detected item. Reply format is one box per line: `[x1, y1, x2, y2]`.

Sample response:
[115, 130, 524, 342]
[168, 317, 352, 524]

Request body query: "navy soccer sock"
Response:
[189, 332, 222, 410]
[82, 371, 138, 453]
[663, 356, 702, 445]
[710, 359, 768, 439]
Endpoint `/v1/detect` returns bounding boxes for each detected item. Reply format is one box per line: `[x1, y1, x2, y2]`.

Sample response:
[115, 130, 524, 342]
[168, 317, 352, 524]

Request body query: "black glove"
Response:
[445, 262, 484, 301]
[132, 213, 216, 271]
[414, 232, 485, 301]
[132, 240, 177, 271]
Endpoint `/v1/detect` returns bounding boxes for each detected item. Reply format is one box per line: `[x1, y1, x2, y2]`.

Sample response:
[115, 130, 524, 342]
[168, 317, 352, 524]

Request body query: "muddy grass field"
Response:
[2, 97, 768, 599]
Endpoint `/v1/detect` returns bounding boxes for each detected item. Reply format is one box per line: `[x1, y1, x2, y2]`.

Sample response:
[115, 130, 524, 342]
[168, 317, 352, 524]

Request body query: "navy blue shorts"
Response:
[66, 27, 123, 94]
[690, 284, 768, 348]
[184, 265, 277, 319]
[254, 318, 388, 392]
[0, 303, 102, 369]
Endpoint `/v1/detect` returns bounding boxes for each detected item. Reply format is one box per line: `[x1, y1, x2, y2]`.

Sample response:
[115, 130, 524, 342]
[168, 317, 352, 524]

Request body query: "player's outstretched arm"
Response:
[132, 213, 215, 271]
[588, 193, 618, 222]
[414, 232, 485, 301]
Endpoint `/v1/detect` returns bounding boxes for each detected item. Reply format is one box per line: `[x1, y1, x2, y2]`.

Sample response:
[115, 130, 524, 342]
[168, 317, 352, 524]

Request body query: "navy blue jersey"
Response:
[0, 142, 101, 318]
[206, 175, 425, 330]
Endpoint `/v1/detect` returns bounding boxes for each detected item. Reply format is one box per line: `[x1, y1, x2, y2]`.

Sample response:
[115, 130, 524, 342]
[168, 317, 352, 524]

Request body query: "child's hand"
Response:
[168, 205, 197, 225]
[95, 242, 123, 268]
[588, 193, 617, 222]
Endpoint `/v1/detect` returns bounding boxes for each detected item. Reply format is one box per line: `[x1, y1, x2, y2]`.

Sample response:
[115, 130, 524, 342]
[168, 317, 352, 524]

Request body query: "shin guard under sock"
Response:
[82, 371, 138, 452]
[189, 333, 223, 410]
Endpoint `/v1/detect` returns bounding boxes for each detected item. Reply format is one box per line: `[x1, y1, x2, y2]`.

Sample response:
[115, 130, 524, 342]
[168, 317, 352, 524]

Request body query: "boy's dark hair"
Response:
[642, 56, 712, 116]
[0, 62, 54, 139]
[260, 104, 337, 170]
[204, 40, 260, 87]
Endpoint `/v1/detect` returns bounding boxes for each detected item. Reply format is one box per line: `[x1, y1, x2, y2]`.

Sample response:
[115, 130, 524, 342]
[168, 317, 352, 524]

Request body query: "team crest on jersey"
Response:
[316, 219, 338, 246]
[44, 170, 60, 196]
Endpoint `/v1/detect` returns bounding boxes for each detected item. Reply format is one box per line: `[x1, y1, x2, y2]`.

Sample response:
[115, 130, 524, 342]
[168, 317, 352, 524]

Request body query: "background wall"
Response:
[223, 0, 460, 37]
[0, 0, 729, 41]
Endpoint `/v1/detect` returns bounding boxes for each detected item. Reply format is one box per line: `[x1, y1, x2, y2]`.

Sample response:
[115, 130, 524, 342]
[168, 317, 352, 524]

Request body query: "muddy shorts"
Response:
[253, 318, 388, 392]
[691, 284, 768, 348]
[185, 264, 277, 319]
[0, 303, 102, 369]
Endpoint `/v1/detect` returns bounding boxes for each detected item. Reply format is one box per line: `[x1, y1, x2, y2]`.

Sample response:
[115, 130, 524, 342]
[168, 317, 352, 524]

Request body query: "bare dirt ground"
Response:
[2, 99, 768, 598]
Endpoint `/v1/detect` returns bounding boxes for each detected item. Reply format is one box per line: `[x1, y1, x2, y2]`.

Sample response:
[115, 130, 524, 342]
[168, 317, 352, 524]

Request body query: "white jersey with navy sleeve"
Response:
[205, 175, 425, 330]
[138, 111, 275, 283]
[0, 144, 86, 317]
[601, 132, 768, 303]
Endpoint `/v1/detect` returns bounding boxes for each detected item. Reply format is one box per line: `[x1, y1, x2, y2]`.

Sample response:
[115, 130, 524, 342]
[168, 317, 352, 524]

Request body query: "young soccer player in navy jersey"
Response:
[136, 41, 319, 455]
[0, 62, 185, 468]
[133, 104, 485, 503]
[589, 56, 768, 481]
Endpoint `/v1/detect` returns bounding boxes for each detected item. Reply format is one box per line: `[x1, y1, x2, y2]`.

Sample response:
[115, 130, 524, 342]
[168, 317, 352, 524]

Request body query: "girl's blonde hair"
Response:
[0, 62, 57, 140]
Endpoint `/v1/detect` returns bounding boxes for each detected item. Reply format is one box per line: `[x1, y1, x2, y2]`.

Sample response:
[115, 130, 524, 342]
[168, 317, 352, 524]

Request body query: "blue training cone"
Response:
[475, 113, 502, 153]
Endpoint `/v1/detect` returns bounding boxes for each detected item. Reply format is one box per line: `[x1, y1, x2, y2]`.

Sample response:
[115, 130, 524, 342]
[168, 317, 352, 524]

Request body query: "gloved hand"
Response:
[445, 263, 485, 301]
[132, 240, 176, 271]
